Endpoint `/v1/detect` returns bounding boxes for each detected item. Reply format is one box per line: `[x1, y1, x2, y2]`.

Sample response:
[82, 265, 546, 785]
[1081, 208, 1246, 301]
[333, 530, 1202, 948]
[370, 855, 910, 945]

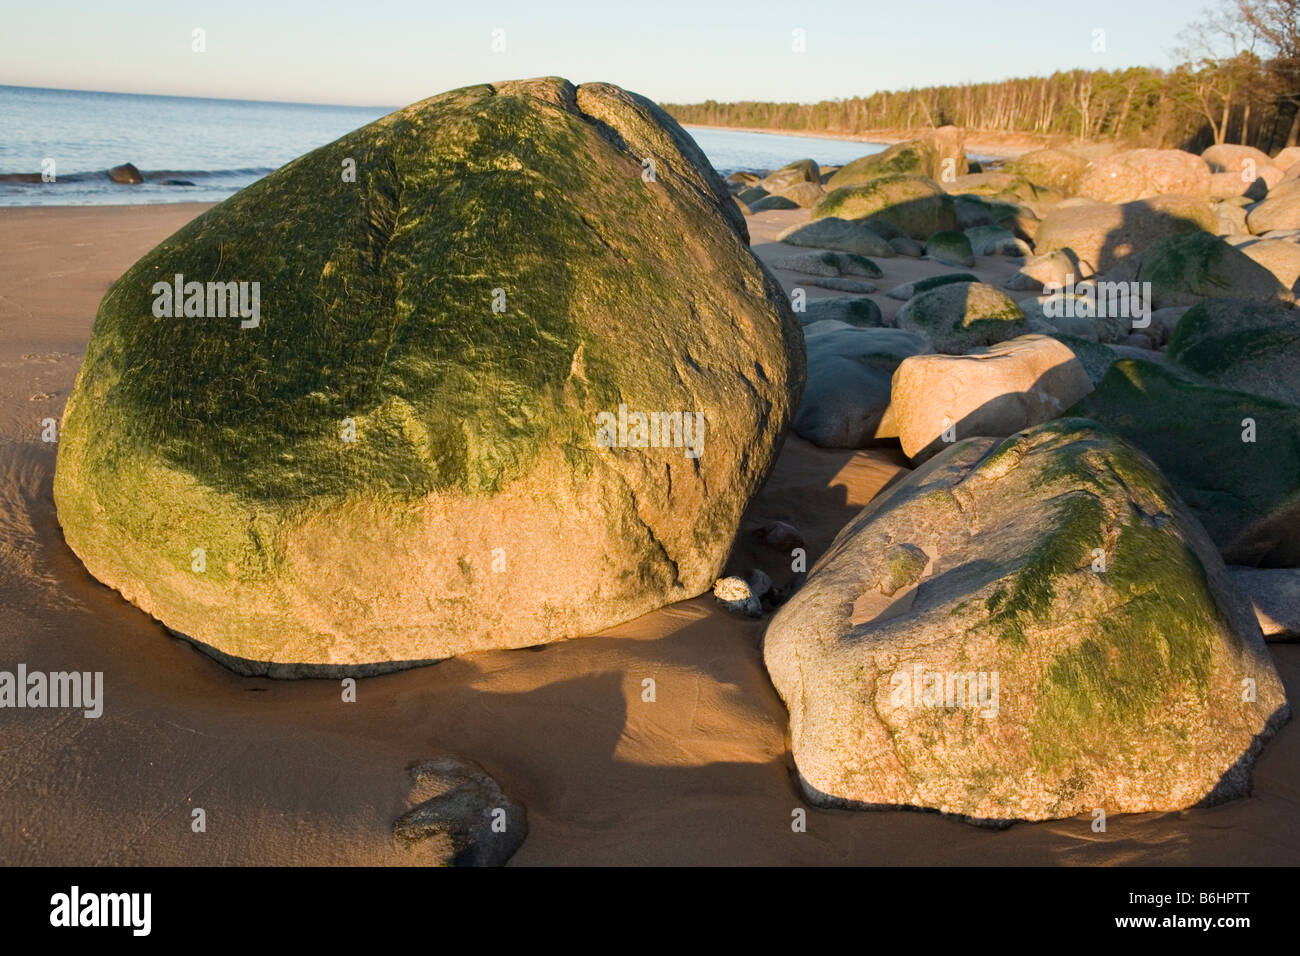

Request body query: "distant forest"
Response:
[664, 0, 1300, 153]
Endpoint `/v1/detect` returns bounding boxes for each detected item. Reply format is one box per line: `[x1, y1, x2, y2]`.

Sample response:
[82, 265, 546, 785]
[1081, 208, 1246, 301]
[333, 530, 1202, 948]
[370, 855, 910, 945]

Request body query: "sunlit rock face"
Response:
[763, 420, 1288, 823]
[54, 77, 804, 674]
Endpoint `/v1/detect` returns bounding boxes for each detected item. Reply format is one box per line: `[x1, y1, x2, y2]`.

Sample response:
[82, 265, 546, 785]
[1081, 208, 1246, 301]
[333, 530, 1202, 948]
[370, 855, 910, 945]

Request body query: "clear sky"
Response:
[0, 0, 1204, 107]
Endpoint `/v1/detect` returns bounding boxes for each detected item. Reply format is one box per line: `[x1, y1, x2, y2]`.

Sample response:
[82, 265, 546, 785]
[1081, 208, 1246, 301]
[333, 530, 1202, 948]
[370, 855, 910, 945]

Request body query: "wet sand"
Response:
[1, 203, 1296, 865]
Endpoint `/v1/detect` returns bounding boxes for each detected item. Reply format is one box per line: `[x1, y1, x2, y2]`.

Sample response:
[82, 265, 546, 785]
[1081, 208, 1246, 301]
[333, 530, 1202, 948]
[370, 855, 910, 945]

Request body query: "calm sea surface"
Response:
[0, 85, 886, 206]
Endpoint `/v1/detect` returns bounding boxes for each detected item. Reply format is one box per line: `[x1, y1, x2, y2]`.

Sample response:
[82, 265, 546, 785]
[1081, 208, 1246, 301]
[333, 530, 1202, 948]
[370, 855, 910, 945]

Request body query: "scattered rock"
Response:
[1101, 232, 1294, 309]
[965, 224, 1031, 257]
[795, 326, 931, 448]
[894, 281, 1027, 353]
[1005, 148, 1090, 192]
[799, 295, 884, 328]
[803, 277, 878, 293]
[778, 217, 897, 257]
[771, 250, 883, 278]
[812, 175, 957, 239]
[1078, 148, 1212, 203]
[750, 194, 800, 211]
[756, 519, 805, 553]
[889, 334, 1094, 461]
[761, 159, 820, 192]
[714, 575, 762, 617]
[1004, 249, 1091, 292]
[1034, 194, 1217, 273]
[886, 272, 979, 301]
[928, 229, 974, 267]
[393, 756, 527, 866]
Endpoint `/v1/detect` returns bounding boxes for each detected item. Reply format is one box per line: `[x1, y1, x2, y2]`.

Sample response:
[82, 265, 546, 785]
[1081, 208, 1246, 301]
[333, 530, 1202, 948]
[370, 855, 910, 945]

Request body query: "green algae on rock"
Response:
[894, 281, 1026, 354]
[762, 419, 1288, 823]
[54, 77, 804, 674]
[1069, 359, 1300, 566]
[811, 175, 957, 239]
[1166, 298, 1300, 405]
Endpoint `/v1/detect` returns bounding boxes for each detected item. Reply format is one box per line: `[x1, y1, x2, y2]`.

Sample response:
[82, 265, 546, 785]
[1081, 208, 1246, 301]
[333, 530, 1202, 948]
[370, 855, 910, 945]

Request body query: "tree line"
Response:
[663, 0, 1300, 152]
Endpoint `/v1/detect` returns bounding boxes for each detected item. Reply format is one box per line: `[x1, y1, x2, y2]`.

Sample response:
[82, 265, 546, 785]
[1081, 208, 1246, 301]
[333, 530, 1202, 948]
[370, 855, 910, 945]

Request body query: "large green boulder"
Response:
[763, 419, 1288, 822]
[811, 175, 957, 239]
[1102, 232, 1294, 309]
[1167, 298, 1300, 404]
[1069, 359, 1300, 566]
[53, 77, 805, 674]
[894, 281, 1026, 353]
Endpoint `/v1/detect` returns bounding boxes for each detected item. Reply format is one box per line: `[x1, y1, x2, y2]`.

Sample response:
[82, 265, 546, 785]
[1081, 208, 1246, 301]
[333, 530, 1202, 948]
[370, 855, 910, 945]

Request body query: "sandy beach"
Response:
[684, 124, 1046, 160]
[0, 202, 1294, 865]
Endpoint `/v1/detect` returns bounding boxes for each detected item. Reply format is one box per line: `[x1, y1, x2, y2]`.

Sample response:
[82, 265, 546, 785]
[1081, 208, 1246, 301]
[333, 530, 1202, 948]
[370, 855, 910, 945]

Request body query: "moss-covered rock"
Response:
[800, 295, 884, 328]
[1103, 232, 1294, 309]
[886, 272, 980, 301]
[1166, 298, 1300, 405]
[1069, 359, 1300, 565]
[826, 141, 942, 189]
[777, 217, 896, 257]
[1006, 148, 1090, 192]
[811, 175, 957, 239]
[771, 250, 883, 279]
[763, 418, 1288, 822]
[54, 77, 804, 673]
[760, 158, 819, 193]
[895, 281, 1027, 353]
[927, 230, 974, 267]
[749, 194, 800, 211]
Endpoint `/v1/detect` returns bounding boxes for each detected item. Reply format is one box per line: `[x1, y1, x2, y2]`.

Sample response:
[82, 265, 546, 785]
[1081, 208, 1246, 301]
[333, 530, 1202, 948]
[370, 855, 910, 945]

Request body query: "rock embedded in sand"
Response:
[886, 272, 979, 301]
[794, 325, 930, 448]
[1078, 148, 1212, 203]
[894, 281, 1027, 353]
[777, 217, 896, 258]
[393, 756, 526, 866]
[714, 575, 762, 617]
[1069, 359, 1300, 566]
[1033, 194, 1217, 273]
[812, 175, 957, 240]
[54, 77, 805, 671]
[749, 194, 800, 211]
[763, 419, 1288, 823]
[927, 230, 974, 267]
[771, 250, 882, 279]
[889, 334, 1094, 461]
[799, 295, 883, 328]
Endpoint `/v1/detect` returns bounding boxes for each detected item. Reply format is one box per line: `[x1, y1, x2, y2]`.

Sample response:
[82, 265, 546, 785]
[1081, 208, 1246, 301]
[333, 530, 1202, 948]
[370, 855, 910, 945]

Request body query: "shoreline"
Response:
[682, 122, 1054, 160]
